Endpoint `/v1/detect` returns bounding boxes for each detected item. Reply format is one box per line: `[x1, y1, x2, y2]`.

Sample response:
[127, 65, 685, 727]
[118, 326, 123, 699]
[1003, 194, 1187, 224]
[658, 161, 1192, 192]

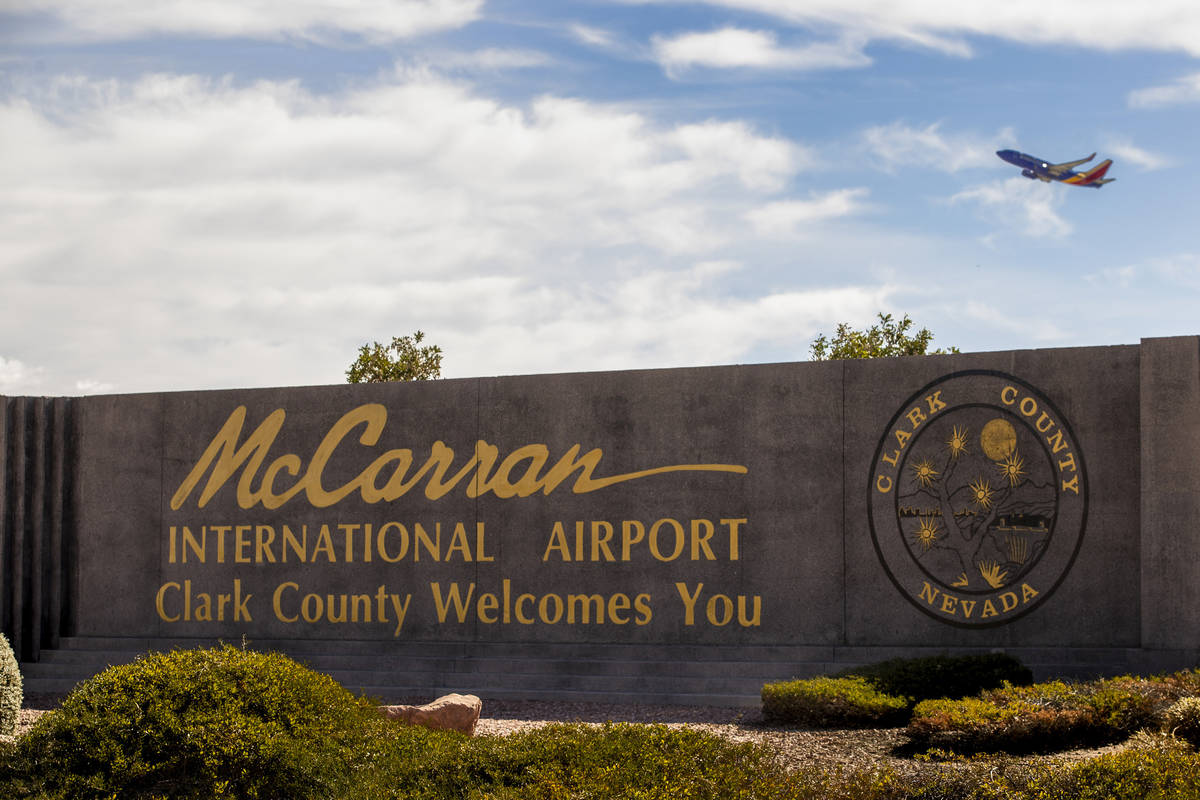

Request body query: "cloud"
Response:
[1102, 138, 1170, 170]
[949, 177, 1072, 239]
[431, 48, 553, 72]
[569, 23, 618, 49]
[744, 188, 869, 235]
[0, 356, 44, 393]
[652, 27, 871, 75]
[8, 0, 482, 43]
[862, 121, 1015, 173]
[1128, 72, 1200, 108]
[0, 69, 877, 394]
[1087, 254, 1200, 291]
[632, 1, 1200, 58]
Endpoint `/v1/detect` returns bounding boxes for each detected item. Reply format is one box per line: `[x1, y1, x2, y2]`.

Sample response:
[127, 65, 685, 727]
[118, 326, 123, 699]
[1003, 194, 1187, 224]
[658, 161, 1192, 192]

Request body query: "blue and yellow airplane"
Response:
[996, 149, 1115, 188]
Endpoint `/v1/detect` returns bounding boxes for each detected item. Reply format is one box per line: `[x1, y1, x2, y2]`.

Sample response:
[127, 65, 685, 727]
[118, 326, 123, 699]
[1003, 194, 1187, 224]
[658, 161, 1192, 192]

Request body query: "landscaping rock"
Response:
[380, 693, 482, 735]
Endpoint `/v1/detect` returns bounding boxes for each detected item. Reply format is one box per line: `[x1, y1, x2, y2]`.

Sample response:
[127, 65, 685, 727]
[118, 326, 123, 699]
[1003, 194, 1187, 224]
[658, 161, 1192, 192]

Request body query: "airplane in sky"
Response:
[996, 150, 1116, 188]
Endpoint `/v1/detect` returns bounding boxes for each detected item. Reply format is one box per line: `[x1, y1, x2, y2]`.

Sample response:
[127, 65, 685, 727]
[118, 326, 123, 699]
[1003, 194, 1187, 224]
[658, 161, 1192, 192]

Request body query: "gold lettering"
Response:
[649, 518, 685, 561]
[543, 522, 571, 561]
[156, 582, 180, 622]
[621, 521, 645, 561]
[925, 391, 947, 414]
[690, 519, 715, 560]
[591, 521, 616, 562]
[676, 582, 703, 625]
[430, 582, 474, 623]
[1062, 475, 1080, 494]
[173, 404, 747, 510]
[721, 518, 745, 561]
[273, 582, 299, 623]
[446, 523, 472, 561]
[876, 474, 893, 493]
[906, 406, 926, 428]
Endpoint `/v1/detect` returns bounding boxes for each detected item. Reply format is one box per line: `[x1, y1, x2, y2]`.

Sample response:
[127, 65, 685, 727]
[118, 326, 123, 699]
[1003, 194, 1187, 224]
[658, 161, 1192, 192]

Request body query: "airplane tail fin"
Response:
[1077, 159, 1114, 185]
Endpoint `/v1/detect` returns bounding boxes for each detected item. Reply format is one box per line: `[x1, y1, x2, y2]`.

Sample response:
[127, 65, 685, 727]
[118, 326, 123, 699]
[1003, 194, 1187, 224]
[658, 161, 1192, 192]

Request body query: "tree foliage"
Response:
[809, 312, 959, 360]
[346, 330, 443, 383]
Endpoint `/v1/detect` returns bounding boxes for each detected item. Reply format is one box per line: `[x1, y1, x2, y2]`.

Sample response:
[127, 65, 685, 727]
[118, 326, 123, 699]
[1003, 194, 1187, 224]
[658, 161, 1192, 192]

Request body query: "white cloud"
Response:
[862, 121, 1015, 173]
[1128, 73, 1200, 108]
[652, 27, 870, 75]
[744, 188, 869, 235]
[632, 1, 1200, 58]
[0, 69, 876, 394]
[1102, 138, 1170, 171]
[1087, 254, 1200, 291]
[433, 48, 552, 71]
[569, 23, 618, 49]
[10, 0, 482, 43]
[949, 177, 1073, 239]
[0, 356, 44, 393]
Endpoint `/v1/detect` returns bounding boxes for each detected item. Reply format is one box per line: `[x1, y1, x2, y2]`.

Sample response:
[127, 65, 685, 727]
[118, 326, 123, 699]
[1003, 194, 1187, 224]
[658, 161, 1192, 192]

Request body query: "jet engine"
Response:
[1021, 169, 1039, 180]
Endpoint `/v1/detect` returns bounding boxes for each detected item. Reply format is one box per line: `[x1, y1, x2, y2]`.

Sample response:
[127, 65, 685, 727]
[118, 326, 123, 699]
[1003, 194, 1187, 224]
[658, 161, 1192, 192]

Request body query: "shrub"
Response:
[762, 675, 910, 727]
[836, 653, 1033, 705]
[353, 721, 799, 800]
[1029, 733, 1200, 800]
[906, 676, 1169, 755]
[1162, 696, 1200, 747]
[0, 633, 21, 738]
[0, 644, 382, 799]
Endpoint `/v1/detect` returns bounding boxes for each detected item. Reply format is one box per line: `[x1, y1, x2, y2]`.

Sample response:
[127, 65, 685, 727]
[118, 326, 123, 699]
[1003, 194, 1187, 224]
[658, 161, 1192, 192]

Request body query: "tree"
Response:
[346, 330, 443, 383]
[809, 313, 958, 360]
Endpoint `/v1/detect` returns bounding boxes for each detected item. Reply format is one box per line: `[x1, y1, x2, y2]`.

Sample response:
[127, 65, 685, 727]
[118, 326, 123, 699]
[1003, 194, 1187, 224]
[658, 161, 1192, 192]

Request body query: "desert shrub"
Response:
[0, 633, 21, 737]
[836, 653, 1032, 705]
[0, 644, 382, 799]
[906, 676, 1167, 755]
[762, 675, 910, 727]
[1162, 696, 1200, 747]
[1029, 733, 1200, 799]
[354, 722, 798, 800]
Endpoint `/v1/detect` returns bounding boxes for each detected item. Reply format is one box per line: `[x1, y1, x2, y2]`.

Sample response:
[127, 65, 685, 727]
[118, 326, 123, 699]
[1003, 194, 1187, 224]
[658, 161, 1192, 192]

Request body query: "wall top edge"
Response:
[0, 336, 1175, 404]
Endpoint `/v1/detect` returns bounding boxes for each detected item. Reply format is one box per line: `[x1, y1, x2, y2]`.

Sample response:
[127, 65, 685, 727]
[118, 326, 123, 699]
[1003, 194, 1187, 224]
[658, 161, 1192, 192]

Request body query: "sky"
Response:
[3, 1, 1200, 396]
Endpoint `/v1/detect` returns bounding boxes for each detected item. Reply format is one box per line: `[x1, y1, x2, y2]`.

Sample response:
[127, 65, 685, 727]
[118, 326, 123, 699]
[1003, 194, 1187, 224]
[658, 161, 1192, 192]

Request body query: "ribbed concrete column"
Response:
[0, 396, 73, 662]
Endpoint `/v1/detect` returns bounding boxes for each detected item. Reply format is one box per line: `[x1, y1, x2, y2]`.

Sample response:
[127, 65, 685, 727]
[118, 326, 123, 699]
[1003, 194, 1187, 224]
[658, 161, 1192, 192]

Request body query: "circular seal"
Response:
[867, 370, 1087, 627]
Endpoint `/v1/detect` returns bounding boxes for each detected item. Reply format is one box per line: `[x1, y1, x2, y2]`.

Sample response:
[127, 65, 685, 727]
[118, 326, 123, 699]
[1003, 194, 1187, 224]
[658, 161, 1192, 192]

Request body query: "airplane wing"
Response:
[1047, 153, 1096, 176]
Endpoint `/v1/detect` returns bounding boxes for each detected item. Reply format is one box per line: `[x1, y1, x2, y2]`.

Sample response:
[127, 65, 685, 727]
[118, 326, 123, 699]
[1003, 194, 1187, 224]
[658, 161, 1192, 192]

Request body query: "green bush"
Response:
[0, 644, 382, 799]
[1029, 733, 1200, 800]
[1162, 696, 1200, 747]
[0, 633, 21, 738]
[836, 653, 1033, 705]
[762, 675, 910, 728]
[352, 721, 798, 800]
[906, 675, 1176, 755]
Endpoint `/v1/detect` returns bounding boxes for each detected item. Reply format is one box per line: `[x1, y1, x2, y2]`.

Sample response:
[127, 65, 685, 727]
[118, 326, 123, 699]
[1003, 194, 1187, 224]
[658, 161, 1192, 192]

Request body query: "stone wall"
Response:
[4, 336, 1199, 676]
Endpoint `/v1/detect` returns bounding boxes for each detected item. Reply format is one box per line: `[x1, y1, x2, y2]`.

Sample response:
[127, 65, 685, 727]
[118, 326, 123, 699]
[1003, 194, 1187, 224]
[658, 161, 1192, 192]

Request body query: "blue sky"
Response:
[3, 1, 1200, 395]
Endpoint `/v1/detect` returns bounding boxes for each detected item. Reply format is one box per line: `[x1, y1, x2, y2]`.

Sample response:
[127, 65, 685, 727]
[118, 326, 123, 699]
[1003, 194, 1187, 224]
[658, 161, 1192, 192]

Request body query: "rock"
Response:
[379, 693, 482, 735]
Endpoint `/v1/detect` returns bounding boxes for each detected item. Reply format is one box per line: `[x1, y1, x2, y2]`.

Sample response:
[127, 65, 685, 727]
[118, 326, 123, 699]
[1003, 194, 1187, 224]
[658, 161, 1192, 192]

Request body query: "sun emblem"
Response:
[911, 516, 942, 552]
[946, 425, 969, 459]
[968, 476, 994, 510]
[910, 458, 939, 488]
[996, 451, 1025, 487]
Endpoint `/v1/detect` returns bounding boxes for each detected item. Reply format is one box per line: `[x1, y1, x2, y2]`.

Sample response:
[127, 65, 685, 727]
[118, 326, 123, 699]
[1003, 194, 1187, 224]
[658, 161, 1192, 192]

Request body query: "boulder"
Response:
[379, 693, 482, 735]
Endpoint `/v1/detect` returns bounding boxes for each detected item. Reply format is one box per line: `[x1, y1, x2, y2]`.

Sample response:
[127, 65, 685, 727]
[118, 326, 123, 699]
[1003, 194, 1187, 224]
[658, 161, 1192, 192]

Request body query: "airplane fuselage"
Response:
[995, 149, 1114, 188]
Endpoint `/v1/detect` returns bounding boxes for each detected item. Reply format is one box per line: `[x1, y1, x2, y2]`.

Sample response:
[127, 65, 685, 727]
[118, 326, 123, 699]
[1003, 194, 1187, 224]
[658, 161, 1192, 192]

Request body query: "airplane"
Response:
[995, 149, 1115, 188]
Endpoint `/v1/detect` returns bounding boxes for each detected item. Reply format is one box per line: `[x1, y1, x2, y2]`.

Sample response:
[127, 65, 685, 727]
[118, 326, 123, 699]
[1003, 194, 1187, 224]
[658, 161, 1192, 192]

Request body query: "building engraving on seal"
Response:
[868, 370, 1088, 627]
